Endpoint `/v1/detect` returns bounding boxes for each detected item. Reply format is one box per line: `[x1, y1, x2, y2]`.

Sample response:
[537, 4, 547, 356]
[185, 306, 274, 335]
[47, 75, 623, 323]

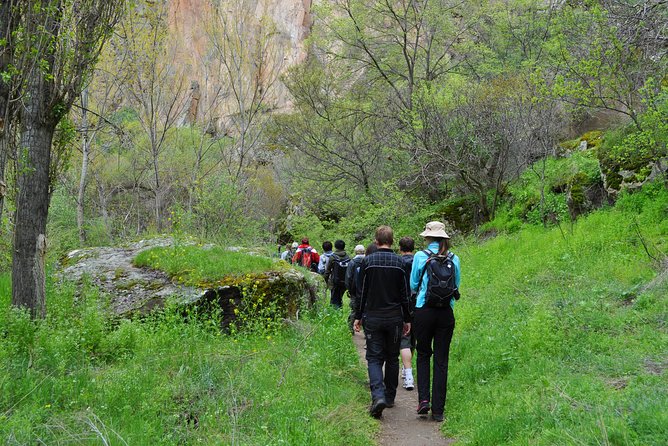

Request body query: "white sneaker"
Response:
[403, 375, 414, 391]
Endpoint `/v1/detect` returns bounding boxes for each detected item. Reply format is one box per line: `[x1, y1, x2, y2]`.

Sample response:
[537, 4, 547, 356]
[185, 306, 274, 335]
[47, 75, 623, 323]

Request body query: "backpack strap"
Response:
[416, 249, 434, 295]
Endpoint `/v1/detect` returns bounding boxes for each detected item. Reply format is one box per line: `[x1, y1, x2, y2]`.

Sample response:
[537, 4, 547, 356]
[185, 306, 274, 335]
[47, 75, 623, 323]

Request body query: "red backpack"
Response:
[298, 247, 317, 271]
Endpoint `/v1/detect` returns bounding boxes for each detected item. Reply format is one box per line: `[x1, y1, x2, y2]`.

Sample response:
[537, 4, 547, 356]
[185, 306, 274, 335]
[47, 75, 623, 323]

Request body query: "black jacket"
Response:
[355, 248, 410, 322]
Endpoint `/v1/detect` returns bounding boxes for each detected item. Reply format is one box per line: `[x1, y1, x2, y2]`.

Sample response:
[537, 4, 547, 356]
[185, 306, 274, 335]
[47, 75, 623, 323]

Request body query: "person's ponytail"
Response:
[437, 238, 450, 256]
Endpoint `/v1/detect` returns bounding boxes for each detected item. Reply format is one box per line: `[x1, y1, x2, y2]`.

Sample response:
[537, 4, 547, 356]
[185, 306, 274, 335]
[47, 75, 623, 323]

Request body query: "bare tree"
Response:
[115, 0, 188, 232]
[274, 57, 389, 200]
[207, 0, 285, 184]
[410, 78, 561, 221]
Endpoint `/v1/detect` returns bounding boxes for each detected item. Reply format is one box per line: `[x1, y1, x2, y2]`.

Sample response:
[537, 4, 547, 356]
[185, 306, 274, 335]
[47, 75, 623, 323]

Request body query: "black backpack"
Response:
[330, 254, 350, 288]
[346, 257, 363, 297]
[418, 250, 459, 307]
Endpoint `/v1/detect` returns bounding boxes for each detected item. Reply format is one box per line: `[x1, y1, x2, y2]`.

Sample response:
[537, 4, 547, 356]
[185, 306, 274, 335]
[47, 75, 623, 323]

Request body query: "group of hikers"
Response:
[280, 221, 461, 422]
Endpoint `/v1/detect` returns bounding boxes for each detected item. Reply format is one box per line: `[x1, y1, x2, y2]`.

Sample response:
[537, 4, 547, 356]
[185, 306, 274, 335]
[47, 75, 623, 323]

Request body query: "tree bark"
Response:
[12, 76, 54, 318]
[0, 132, 7, 226]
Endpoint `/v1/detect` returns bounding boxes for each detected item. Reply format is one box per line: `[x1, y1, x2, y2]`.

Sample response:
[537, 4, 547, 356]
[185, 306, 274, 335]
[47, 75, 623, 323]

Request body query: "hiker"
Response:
[410, 221, 461, 422]
[317, 241, 334, 275]
[345, 244, 367, 333]
[292, 238, 320, 272]
[280, 242, 296, 263]
[353, 226, 411, 419]
[398, 236, 416, 391]
[324, 239, 350, 308]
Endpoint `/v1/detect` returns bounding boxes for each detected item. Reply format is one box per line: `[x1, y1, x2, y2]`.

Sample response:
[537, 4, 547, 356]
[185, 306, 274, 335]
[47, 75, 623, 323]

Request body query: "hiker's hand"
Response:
[403, 322, 411, 336]
[353, 319, 361, 332]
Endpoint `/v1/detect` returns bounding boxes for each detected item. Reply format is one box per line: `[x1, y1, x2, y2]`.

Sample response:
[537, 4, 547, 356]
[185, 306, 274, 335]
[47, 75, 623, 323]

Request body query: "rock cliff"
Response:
[169, 0, 313, 120]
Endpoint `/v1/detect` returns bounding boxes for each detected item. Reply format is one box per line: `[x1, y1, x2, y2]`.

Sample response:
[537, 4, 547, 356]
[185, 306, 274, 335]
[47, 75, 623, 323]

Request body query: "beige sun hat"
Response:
[419, 221, 450, 239]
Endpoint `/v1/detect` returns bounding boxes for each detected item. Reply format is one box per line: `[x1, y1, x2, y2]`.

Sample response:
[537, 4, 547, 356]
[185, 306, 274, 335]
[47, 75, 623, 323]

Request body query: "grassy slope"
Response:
[0, 276, 376, 445]
[1, 184, 666, 445]
[446, 184, 667, 445]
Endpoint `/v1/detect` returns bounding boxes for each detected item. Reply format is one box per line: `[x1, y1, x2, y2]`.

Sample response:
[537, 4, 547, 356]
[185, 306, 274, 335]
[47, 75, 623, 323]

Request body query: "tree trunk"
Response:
[0, 132, 7, 227]
[12, 75, 54, 318]
[77, 89, 89, 244]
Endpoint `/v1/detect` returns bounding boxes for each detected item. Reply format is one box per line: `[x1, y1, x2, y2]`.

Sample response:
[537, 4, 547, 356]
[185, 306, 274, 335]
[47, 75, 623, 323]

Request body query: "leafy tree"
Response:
[314, 0, 475, 114]
[10, 0, 122, 317]
[548, 1, 666, 129]
[0, 0, 23, 229]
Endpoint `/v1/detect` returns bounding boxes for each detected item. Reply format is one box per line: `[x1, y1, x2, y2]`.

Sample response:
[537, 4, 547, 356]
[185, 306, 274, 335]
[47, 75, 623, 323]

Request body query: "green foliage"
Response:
[597, 86, 668, 191]
[46, 188, 80, 258]
[448, 180, 668, 444]
[487, 151, 603, 232]
[228, 278, 285, 338]
[0, 274, 375, 445]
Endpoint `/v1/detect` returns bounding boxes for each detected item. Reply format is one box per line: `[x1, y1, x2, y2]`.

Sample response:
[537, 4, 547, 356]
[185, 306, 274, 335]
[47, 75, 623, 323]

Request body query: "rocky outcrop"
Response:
[57, 239, 324, 329]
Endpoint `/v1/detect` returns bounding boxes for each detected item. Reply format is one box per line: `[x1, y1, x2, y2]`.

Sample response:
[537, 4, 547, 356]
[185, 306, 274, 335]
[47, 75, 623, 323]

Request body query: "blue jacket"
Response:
[410, 241, 461, 309]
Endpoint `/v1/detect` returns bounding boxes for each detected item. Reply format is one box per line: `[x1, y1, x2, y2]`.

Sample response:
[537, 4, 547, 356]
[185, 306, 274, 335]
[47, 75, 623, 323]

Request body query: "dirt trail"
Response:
[352, 333, 456, 446]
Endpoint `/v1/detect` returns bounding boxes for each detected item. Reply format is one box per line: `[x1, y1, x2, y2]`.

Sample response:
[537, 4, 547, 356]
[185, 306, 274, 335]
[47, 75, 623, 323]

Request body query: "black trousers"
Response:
[330, 285, 346, 308]
[413, 305, 455, 416]
[363, 315, 403, 404]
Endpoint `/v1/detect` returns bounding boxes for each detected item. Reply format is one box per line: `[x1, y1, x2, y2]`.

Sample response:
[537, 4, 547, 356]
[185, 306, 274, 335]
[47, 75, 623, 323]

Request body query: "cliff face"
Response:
[169, 0, 313, 121]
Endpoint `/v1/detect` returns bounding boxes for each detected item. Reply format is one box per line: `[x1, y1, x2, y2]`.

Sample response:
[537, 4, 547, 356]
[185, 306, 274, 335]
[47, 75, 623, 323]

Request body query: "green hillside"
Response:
[448, 183, 667, 444]
[2, 182, 665, 445]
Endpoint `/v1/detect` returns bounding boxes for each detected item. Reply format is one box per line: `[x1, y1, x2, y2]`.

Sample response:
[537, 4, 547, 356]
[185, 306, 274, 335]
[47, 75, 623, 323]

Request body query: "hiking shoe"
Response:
[417, 400, 430, 415]
[431, 413, 444, 422]
[386, 400, 395, 408]
[370, 398, 387, 418]
[403, 375, 414, 391]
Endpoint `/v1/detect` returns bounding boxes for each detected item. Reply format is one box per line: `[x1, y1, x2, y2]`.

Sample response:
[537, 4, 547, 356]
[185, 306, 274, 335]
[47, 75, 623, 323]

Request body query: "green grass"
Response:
[3, 182, 666, 445]
[445, 182, 668, 444]
[133, 245, 278, 286]
[0, 278, 375, 445]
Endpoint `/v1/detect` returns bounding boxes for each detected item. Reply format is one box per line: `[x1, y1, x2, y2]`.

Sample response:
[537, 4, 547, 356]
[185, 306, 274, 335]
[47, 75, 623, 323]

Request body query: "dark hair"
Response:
[322, 241, 333, 251]
[334, 239, 345, 250]
[399, 236, 414, 253]
[301, 237, 309, 244]
[375, 225, 393, 246]
[426, 236, 451, 256]
[365, 242, 378, 256]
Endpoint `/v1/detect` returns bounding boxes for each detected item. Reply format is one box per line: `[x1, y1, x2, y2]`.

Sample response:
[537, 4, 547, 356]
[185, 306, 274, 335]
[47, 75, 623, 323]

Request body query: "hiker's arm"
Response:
[453, 254, 461, 288]
[355, 261, 367, 320]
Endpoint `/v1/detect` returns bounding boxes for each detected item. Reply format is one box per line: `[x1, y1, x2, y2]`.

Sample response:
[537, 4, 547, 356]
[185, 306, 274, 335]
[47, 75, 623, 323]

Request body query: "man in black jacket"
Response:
[324, 239, 349, 308]
[353, 226, 411, 418]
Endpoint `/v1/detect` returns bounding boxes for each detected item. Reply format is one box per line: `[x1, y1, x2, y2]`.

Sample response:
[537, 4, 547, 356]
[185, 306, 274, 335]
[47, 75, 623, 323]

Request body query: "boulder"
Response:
[57, 238, 324, 328]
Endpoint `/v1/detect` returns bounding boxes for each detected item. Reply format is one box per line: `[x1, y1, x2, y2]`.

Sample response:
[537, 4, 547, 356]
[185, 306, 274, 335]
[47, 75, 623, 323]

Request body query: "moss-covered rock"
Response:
[56, 239, 324, 331]
[597, 126, 667, 194]
[436, 195, 479, 232]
